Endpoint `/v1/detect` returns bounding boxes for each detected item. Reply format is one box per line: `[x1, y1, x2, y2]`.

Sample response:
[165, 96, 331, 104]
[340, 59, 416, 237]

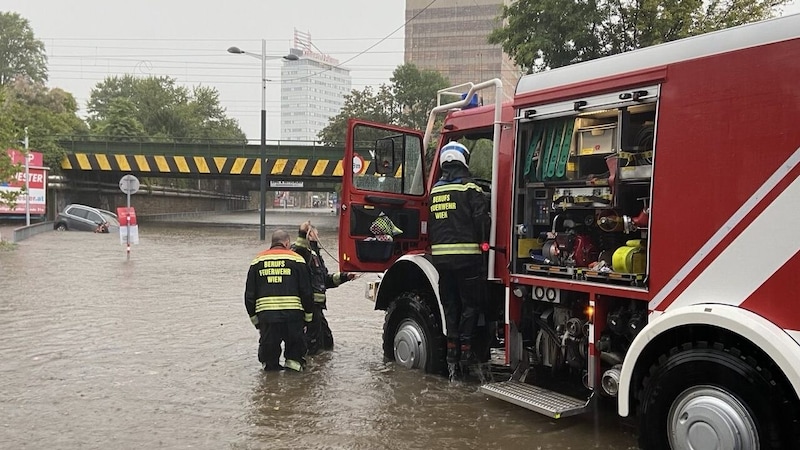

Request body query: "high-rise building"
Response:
[404, 0, 521, 103]
[281, 30, 352, 142]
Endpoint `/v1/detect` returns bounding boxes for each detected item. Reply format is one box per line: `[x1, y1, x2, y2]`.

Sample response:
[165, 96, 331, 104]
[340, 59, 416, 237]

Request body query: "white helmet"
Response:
[439, 142, 470, 168]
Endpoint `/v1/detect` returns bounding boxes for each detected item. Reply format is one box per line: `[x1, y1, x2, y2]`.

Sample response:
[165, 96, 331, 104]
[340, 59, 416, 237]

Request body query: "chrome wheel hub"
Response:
[669, 385, 759, 450]
[393, 319, 427, 370]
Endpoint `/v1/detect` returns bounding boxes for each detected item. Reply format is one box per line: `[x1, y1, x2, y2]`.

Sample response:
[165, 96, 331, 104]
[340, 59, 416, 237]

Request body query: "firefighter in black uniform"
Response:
[428, 142, 491, 366]
[291, 221, 355, 355]
[245, 229, 314, 371]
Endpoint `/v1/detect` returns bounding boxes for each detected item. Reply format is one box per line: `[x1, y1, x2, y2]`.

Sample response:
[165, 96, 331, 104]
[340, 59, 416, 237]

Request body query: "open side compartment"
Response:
[511, 87, 658, 288]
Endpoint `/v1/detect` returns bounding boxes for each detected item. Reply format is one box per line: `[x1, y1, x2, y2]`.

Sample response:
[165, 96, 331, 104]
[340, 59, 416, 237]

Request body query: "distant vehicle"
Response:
[54, 204, 119, 232]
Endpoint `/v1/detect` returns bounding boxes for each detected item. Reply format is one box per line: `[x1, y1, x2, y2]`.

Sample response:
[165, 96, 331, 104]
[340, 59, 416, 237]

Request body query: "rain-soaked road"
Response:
[0, 210, 638, 449]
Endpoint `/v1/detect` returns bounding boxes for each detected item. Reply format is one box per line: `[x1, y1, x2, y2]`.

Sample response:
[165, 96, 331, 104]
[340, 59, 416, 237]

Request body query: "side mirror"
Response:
[374, 138, 395, 176]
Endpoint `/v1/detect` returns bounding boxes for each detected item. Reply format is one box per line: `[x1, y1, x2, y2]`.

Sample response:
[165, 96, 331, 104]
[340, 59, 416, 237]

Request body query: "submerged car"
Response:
[54, 204, 120, 232]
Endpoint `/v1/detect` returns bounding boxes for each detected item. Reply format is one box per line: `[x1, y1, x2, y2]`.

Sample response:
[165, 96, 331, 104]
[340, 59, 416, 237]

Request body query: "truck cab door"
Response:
[338, 119, 428, 272]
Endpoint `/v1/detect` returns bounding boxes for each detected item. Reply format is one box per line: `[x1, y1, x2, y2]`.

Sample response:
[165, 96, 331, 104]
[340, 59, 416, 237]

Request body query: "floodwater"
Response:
[0, 212, 638, 449]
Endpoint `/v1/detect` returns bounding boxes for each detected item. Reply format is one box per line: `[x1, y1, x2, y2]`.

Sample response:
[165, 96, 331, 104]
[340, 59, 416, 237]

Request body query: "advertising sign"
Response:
[0, 149, 47, 215]
[270, 180, 304, 188]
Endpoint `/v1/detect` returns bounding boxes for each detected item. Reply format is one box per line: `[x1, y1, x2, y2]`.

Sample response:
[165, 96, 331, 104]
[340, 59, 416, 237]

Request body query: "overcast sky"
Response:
[4, 0, 407, 141]
[5, 0, 800, 142]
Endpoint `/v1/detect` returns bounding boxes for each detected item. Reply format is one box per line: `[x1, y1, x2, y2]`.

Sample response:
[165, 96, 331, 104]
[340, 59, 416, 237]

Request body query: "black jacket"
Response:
[291, 236, 349, 309]
[244, 245, 314, 325]
[428, 162, 491, 268]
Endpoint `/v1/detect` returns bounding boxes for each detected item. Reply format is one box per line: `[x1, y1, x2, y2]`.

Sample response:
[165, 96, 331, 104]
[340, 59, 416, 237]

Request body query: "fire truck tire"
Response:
[637, 341, 797, 450]
[383, 291, 445, 375]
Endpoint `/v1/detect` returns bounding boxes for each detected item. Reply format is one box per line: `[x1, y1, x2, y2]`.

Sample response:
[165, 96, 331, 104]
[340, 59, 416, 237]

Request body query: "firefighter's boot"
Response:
[460, 343, 477, 366]
[446, 339, 460, 364]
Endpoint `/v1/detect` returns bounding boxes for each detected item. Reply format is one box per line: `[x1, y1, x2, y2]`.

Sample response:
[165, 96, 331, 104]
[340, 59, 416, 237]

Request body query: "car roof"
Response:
[66, 204, 118, 217]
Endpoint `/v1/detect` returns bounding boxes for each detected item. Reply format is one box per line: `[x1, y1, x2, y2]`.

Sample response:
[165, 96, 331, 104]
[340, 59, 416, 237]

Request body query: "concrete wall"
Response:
[49, 187, 249, 219]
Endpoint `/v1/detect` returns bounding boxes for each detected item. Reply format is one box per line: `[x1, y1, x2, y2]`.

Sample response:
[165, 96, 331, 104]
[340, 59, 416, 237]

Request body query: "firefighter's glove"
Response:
[250, 315, 259, 329]
[335, 272, 355, 285]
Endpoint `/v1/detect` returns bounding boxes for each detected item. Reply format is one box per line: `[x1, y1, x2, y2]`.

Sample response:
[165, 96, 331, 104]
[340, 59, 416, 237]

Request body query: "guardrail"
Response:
[10, 221, 53, 243]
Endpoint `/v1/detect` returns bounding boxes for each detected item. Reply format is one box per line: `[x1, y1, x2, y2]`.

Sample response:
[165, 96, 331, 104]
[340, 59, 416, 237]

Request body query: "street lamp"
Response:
[227, 40, 299, 241]
[23, 127, 30, 226]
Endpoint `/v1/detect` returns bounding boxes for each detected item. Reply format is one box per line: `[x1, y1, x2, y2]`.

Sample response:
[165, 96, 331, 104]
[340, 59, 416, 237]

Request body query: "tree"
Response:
[87, 75, 246, 143]
[390, 63, 450, 130]
[0, 12, 47, 86]
[0, 89, 22, 215]
[0, 79, 87, 171]
[91, 98, 146, 141]
[488, 0, 788, 73]
[318, 63, 450, 145]
[316, 84, 398, 146]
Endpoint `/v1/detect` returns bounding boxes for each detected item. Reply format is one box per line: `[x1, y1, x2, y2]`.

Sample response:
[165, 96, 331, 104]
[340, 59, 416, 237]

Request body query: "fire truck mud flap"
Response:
[479, 380, 592, 419]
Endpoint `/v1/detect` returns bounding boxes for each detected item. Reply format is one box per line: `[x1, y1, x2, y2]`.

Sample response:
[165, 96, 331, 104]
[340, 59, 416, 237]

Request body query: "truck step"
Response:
[479, 380, 591, 419]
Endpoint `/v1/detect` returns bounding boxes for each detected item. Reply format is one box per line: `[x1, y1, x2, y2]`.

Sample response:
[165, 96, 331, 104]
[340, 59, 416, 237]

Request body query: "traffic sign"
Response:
[353, 153, 365, 174]
[119, 174, 140, 194]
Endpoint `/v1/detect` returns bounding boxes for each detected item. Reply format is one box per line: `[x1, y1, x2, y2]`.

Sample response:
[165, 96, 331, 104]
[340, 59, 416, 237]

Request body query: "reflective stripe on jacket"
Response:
[245, 246, 314, 324]
[428, 175, 490, 263]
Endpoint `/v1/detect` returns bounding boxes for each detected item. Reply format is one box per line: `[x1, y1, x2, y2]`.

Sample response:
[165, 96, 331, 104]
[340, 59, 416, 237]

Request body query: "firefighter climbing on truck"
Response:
[427, 141, 491, 369]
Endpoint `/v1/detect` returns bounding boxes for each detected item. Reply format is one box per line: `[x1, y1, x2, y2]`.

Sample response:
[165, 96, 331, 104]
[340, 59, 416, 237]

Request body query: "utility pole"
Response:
[23, 127, 30, 226]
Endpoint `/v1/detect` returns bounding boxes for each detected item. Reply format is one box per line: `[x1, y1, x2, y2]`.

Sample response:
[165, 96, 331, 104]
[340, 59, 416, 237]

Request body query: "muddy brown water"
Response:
[0, 212, 638, 449]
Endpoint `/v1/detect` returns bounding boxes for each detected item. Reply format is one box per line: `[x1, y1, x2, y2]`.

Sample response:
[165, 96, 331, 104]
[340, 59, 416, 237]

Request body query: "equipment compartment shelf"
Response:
[579, 269, 646, 287]
[524, 263, 578, 280]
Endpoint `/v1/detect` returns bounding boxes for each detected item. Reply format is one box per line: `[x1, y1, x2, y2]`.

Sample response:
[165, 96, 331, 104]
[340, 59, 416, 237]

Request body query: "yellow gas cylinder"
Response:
[612, 239, 647, 273]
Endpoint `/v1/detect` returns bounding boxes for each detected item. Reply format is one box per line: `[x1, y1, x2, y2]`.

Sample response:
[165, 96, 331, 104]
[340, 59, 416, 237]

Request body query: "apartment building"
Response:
[405, 0, 521, 103]
[281, 30, 352, 142]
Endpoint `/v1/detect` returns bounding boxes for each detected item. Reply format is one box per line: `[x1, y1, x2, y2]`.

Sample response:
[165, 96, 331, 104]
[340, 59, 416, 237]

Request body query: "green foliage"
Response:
[0, 88, 23, 210]
[91, 98, 146, 140]
[0, 149, 23, 210]
[463, 138, 494, 180]
[0, 11, 47, 86]
[318, 63, 450, 146]
[0, 80, 87, 172]
[87, 75, 246, 143]
[317, 85, 398, 146]
[489, 0, 788, 72]
[390, 63, 451, 130]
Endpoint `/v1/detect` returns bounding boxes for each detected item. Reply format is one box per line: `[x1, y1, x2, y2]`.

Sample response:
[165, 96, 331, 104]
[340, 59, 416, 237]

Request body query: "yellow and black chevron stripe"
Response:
[62, 153, 348, 177]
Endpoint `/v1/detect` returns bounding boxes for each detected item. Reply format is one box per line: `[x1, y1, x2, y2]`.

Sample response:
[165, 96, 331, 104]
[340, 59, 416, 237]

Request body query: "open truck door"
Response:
[339, 119, 428, 272]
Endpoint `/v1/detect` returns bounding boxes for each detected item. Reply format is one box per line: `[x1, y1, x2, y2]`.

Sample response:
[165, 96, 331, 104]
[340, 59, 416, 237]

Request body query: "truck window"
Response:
[512, 86, 658, 287]
[352, 124, 425, 196]
[458, 136, 493, 180]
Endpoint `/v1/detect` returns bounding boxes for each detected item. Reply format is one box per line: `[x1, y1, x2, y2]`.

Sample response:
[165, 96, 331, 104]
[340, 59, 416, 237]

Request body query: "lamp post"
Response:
[23, 127, 30, 226]
[227, 41, 298, 241]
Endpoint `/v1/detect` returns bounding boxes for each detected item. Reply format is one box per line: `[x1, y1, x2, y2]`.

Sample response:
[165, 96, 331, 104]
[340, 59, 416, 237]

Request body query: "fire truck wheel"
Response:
[383, 291, 445, 375]
[637, 341, 796, 450]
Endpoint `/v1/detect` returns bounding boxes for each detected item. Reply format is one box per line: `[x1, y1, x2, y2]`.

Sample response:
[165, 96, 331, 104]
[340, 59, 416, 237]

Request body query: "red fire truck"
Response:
[338, 14, 800, 448]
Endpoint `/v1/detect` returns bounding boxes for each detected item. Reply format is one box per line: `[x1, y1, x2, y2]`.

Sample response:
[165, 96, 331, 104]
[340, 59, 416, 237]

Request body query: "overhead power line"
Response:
[283, 0, 440, 83]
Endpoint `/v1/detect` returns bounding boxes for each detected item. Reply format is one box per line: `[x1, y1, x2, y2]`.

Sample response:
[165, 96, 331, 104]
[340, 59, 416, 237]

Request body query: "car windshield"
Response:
[98, 210, 119, 226]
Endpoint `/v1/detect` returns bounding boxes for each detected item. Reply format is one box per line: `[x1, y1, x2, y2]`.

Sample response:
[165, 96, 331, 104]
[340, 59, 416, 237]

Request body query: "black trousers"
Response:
[258, 315, 306, 371]
[305, 303, 334, 355]
[436, 262, 484, 347]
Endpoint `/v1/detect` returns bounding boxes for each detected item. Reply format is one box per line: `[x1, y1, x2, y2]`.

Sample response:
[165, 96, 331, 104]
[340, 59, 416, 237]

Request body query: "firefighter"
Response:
[245, 229, 314, 372]
[291, 220, 356, 355]
[428, 141, 491, 366]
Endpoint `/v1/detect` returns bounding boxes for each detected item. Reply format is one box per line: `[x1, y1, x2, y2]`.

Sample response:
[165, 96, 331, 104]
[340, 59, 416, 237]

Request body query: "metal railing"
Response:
[52, 136, 346, 160]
